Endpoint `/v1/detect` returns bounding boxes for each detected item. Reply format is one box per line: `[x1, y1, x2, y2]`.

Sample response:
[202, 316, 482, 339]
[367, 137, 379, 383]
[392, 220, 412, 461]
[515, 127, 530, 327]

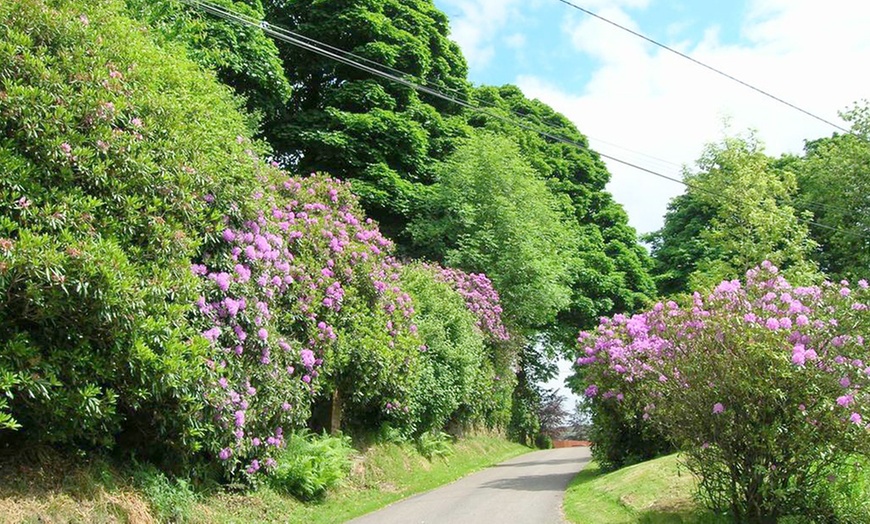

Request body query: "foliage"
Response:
[415, 430, 454, 460]
[409, 131, 579, 329]
[647, 133, 820, 296]
[401, 264, 500, 435]
[125, 0, 292, 120]
[133, 462, 198, 522]
[534, 433, 553, 450]
[467, 85, 656, 335]
[575, 262, 870, 522]
[261, 0, 470, 234]
[537, 388, 568, 439]
[0, 0, 263, 453]
[429, 265, 510, 343]
[584, 398, 672, 472]
[268, 431, 354, 501]
[195, 174, 422, 473]
[792, 101, 870, 283]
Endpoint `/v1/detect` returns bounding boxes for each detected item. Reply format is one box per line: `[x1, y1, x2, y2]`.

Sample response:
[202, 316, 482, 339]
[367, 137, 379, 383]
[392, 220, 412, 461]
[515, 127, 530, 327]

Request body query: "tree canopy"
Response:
[648, 133, 819, 295]
[792, 102, 870, 282]
[260, 0, 470, 235]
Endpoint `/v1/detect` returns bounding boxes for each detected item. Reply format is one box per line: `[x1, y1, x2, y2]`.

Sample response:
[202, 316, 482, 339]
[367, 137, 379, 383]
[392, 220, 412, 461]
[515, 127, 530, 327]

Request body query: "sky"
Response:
[433, 0, 870, 235]
[431, 0, 870, 409]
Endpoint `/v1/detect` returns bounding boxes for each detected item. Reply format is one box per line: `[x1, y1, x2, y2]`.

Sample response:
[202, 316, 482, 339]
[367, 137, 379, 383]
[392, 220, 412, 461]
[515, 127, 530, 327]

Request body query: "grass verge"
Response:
[562, 454, 728, 524]
[0, 435, 529, 523]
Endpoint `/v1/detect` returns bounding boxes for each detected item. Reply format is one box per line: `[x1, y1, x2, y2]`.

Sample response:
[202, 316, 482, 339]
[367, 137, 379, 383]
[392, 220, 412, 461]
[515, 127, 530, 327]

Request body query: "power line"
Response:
[554, 0, 852, 135]
[178, 0, 861, 239]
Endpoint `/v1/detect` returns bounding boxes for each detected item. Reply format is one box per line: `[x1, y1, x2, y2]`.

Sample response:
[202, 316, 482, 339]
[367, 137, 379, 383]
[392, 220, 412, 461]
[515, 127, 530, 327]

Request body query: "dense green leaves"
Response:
[466, 85, 656, 334]
[648, 133, 820, 295]
[126, 0, 292, 119]
[0, 0, 263, 450]
[261, 0, 470, 232]
[409, 131, 578, 329]
[792, 102, 870, 282]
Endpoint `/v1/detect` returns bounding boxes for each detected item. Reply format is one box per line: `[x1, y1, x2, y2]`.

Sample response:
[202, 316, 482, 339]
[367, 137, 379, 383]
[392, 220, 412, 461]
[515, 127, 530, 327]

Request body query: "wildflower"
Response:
[712, 403, 725, 414]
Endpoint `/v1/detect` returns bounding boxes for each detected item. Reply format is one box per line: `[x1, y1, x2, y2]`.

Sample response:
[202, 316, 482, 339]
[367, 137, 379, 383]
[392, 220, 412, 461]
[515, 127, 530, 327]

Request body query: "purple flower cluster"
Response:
[194, 173, 420, 475]
[576, 261, 870, 432]
[430, 266, 510, 341]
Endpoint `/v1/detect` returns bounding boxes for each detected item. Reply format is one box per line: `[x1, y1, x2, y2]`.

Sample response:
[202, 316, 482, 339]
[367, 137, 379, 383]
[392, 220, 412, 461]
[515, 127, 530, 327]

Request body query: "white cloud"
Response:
[516, 0, 870, 234]
[504, 32, 526, 49]
[438, 0, 524, 68]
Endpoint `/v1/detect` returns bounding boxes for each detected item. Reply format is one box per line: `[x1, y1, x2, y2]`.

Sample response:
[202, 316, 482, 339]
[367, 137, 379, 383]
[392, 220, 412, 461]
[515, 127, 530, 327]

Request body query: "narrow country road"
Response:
[349, 446, 592, 524]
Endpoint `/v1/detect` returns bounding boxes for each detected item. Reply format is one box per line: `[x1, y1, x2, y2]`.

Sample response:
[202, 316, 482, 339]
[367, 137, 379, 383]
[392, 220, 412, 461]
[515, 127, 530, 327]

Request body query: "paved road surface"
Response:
[349, 446, 592, 524]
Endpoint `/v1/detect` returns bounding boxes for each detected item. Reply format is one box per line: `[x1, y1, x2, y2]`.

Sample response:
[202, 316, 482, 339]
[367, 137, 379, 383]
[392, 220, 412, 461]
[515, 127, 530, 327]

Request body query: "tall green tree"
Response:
[409, 131, 578, 330]
[261, 0, 470, 236]
[467, 85, 655, 334]
[792, 102, 870, 281]
[648, 132, 819, 295]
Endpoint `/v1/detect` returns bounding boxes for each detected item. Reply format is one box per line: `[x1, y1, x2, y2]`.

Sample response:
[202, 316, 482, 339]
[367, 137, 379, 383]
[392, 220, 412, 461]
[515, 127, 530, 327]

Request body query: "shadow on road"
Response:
[490, 458, 585, 468]
[479, 472, 580, 492]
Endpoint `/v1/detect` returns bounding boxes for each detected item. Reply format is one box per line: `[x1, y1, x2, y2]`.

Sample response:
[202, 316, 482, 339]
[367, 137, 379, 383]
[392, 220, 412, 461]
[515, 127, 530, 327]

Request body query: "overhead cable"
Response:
[179, 0, 861, 238]
[554, 0, 852, 135]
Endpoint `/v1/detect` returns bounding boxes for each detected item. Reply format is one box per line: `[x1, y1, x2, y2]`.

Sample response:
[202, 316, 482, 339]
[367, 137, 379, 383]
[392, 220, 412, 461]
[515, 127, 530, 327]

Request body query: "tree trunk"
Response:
[329, 388, 342, 434]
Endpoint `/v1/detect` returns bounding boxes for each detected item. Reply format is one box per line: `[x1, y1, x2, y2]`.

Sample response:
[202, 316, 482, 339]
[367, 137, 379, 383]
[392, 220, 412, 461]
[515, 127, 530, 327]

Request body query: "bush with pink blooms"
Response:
[402, 264, 514, 434]
[194, 173, 425, 475]
[575, 262, 870, 522]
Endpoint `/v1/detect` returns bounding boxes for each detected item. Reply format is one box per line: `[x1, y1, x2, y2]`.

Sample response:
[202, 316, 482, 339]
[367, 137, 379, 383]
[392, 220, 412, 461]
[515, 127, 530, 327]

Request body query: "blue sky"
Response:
[437, 1, 749, 92]
[432, 0, 870, 235]
[432, 0, 870, 406]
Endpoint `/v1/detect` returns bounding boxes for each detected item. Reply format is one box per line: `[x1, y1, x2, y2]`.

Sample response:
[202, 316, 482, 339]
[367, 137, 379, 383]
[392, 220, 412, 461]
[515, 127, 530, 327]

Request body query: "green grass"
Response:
[0, 435, 529, 524]
[563, 454, 729, 524]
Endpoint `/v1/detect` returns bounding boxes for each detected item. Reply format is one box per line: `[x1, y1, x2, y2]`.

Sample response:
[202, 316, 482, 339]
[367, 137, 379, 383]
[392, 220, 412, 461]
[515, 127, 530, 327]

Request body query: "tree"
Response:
[260, 0, 470, 237]
[408, 131, 579, 330]
[537, 388, 568, 439]
[792, 102, 870, 282]
[127, 0, 292, 119]
[467, 85, 656, 335]
[647, 132, 820, 295]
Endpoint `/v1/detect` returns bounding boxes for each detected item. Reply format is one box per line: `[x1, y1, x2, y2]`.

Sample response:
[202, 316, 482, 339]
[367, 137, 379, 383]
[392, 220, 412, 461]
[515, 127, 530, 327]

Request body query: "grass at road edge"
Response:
[562, 454, 728, 524]
[0, 435, 530, 523]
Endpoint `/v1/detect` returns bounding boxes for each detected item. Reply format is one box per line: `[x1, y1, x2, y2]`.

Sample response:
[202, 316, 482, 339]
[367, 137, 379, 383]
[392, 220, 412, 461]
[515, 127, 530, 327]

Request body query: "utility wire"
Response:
[554, 0, 852, 135]
[179, 0, 860, 238]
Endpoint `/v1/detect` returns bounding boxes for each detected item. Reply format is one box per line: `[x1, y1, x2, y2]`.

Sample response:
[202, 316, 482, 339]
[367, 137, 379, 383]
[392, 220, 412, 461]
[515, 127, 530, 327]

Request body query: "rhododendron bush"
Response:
[0, 0, 265, 450]
[402, 264, 514, 434]
[194, 174, 426, 473]
[575, 262, 870, 521]
[0, 0, 515, 477]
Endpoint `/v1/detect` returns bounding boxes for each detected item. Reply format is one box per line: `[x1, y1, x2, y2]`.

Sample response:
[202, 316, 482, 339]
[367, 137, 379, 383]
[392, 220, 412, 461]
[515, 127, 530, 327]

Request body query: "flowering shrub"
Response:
[430, 266, 510, 342]
[194, 174, 424, 474]
[402, 264, 512, 434]
[576, 262, 870, 522]
[0, 0, 263, 451]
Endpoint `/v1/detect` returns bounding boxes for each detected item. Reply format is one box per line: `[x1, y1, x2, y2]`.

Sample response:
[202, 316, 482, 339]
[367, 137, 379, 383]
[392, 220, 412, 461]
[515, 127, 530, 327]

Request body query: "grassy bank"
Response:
[562, 454, 727, 524]
[0, 435, 529, 523]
